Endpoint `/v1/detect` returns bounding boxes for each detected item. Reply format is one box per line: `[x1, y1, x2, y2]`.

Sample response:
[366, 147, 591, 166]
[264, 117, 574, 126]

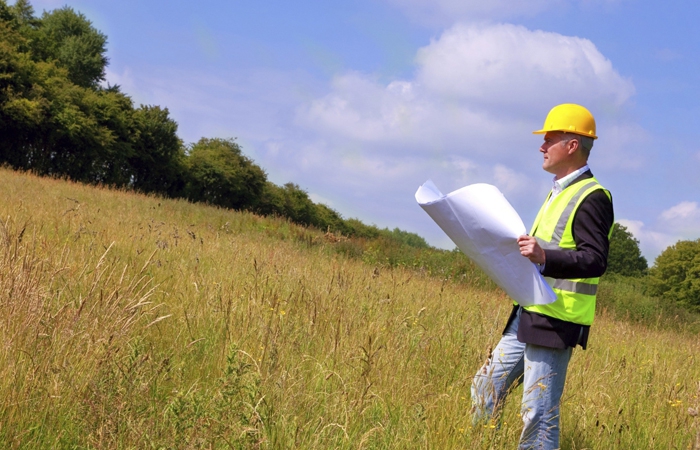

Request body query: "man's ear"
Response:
[566, 138, 580, 156]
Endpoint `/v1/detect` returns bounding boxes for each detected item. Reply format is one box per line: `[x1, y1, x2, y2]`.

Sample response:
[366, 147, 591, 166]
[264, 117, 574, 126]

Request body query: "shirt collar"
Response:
[552, 164, 590, 195]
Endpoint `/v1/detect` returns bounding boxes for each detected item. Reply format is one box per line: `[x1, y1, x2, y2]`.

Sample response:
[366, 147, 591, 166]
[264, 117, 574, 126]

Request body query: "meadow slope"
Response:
[0, 168, 698, 449]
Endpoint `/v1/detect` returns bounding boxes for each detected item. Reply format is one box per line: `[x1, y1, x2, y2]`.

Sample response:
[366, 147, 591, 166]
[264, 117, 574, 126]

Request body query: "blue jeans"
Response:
[471, 309, 573, 450]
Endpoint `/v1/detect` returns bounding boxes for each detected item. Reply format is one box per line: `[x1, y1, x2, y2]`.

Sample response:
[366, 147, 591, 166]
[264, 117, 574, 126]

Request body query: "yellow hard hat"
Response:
[532, 103, 597, 139]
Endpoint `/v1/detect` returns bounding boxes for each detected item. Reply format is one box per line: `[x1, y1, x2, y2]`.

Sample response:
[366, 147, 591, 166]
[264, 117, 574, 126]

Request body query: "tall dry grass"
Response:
[0, 168, 698, 449]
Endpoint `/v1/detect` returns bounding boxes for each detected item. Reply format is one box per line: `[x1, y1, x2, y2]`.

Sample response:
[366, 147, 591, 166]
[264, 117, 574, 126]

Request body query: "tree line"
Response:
[0, 0, 429, 248]
[1, 1, 697, 310]
[607, 223, 699, 311]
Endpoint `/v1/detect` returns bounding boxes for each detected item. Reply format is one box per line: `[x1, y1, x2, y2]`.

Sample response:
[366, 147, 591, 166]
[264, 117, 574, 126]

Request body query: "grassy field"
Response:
[0, 167, 698, 449]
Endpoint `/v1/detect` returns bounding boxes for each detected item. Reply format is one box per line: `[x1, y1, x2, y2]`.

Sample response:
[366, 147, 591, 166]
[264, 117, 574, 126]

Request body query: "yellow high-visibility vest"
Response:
[524, 177, 612, 326]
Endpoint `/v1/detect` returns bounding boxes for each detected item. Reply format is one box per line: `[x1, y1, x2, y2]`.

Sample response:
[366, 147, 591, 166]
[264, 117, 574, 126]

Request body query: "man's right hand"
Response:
[517, 235, 546, 265]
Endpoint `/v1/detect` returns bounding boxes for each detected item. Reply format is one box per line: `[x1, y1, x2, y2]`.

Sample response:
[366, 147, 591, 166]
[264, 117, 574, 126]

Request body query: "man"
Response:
[470, 103, 614, 450]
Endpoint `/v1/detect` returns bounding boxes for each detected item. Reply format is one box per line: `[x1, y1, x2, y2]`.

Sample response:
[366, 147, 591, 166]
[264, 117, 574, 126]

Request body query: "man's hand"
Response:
[517, 235, 546, 265]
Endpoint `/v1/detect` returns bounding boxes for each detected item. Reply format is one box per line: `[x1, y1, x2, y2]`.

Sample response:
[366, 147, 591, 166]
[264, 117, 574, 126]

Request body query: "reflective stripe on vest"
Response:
[546, 277, 598, 296]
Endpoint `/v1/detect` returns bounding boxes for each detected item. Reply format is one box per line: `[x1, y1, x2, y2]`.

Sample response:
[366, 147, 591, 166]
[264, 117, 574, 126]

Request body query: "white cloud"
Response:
[298, 23, 636, 168]
[492, 164, 531, 196]
[617, 219, 675, 263]
[448, 157, 479, 185]
[298, 74, 421, 144]
[660, 201, 699, 221]
[659, 202, 700, 234]
[414, 24, 634, 112]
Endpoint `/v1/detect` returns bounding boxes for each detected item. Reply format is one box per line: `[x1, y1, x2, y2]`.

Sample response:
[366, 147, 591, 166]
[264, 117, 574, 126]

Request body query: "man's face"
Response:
[540, 131, 573, 177]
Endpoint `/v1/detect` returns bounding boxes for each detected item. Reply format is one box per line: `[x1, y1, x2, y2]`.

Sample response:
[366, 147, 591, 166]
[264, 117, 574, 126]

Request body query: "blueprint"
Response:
[415, 180, 556, 306]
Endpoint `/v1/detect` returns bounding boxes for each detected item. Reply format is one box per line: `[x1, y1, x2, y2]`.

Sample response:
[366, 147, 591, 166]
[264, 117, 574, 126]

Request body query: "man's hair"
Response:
[561, 133, 594, 159]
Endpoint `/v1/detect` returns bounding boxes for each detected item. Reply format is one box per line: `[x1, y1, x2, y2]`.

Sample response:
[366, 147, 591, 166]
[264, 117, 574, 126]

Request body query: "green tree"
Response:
[34, 6, 108, 88]
[28, 74, 136, 185]
[130, 105, 185, 196]
[0, 2, 44, 168]
[607, 223, 648, 277]
[0, 2, 135, 186]
[343, 218, 381, 239]
[184, 138, 267, 210]
[10, 0, 39, 29]
[255, 181, 351, 232]
[647, 239, 700, 309]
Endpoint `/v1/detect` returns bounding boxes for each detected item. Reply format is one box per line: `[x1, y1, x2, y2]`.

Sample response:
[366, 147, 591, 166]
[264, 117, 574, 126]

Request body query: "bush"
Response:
[597, 275, 700, 332]
[647, 239, 700, 309]
[378, 227, 429, 249]
[184, 138, 267, 210]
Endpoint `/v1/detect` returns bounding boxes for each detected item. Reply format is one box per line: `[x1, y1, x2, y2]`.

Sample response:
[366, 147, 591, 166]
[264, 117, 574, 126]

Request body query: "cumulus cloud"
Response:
[298, 23, 636, 169]
[298, 74, 423, 144]
[492, 164, 532, 196]
[661, 201, 699, 221]
[297, 73, 507, 163]
[659, 202, 700, 234]
[414, 24, 634, 112]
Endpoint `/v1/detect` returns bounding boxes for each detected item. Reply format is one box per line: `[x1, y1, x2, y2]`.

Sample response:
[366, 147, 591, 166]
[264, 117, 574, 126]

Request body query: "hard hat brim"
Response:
[532, 129, 598, 139]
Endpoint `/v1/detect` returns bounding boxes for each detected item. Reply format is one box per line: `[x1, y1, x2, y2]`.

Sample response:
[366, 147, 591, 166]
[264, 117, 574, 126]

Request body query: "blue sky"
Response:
[27, 0, 700, 262]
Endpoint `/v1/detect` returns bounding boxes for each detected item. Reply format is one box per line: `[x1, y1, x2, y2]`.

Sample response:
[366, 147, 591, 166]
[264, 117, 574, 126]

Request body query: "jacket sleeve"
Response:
[541, 189, 614, 279]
